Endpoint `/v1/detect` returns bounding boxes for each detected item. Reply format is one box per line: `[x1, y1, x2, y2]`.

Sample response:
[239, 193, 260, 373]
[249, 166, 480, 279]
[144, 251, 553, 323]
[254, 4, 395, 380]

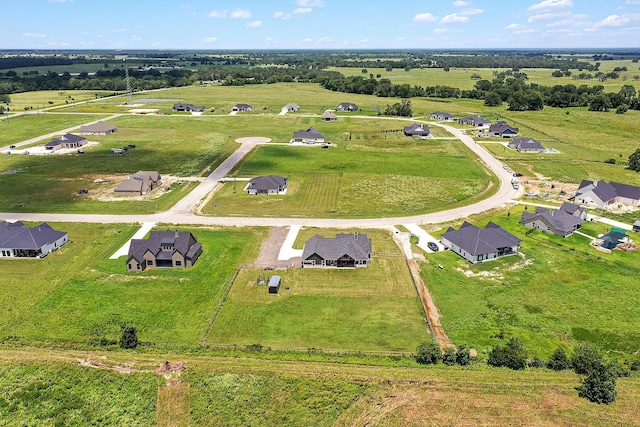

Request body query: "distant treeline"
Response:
[195, 66, 340, 85]
[0, 56, 73, 69]
[319, 70, 640, 112]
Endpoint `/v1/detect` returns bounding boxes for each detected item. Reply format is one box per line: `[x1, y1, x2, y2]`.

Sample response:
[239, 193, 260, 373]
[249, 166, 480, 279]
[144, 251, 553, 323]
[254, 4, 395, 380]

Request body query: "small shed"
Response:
[268, 276, 281, 294]
[633, 220, 640, 233]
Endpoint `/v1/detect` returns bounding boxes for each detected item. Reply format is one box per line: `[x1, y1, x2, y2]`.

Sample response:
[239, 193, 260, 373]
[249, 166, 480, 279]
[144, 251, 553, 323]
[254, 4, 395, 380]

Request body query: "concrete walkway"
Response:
[277, 225, 304, 260]
[403, 223, 445, 253]
[109, 222, 156, 259]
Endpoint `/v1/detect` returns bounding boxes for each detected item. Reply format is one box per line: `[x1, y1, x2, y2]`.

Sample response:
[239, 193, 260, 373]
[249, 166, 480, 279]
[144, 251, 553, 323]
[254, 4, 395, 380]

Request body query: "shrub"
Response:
[119, 325, 138, 349]
[415, 342, 442, 365]
[576, 362, 617, 404]
[456, 344, 471, 366]
[488, 338, 528, 370]
[571, 343, 603, 375]
[528, 356, 545, 368]
[547, 347, 572, 371]
[616, 104, 628, 114]
[604, 158, 616, 164]
[442, 348, 456, 366]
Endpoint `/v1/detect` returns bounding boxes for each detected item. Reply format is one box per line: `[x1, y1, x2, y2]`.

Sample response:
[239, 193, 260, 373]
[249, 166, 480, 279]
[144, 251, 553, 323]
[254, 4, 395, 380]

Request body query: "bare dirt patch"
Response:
[253, 227, 291, 268]
[236, 136, 271, 144]
[83, 174, 189, 202]
[77, 358, 151, 374]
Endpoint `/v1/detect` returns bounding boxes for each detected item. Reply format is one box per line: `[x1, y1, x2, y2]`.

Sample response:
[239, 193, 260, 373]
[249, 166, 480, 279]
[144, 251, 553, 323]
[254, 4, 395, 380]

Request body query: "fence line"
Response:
[199, 267, 242, 345]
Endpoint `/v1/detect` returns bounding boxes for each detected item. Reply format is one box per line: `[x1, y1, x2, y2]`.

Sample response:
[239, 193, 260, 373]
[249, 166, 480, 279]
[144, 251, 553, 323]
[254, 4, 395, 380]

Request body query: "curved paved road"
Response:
[0, 119, 517, 227]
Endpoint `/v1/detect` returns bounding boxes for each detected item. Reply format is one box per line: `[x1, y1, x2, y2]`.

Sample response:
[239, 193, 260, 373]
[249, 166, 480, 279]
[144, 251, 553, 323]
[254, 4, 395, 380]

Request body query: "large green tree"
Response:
[488, 338, 528, 370]
[628, 148, 640, 172]
[576, 363, 617, 404]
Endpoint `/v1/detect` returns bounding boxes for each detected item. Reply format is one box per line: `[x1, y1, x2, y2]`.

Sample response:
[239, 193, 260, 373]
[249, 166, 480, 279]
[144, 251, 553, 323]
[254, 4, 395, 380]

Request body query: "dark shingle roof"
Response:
[508, 137, 544, 150]
[560, 202, 585, 216]
[576, 179, 640, 204]
[302, 233, 372, 262]
[489, 121, 519, 135]
[0, 221, 67, 249]
[337, 102, 358, 111]
[127, 230, 201, 262]
[248, 175, 288, 192]
[459, 115, 491, 125]
[521, 207, 583, 233]
[404, 123, 430, 136]
[611, 182, 640, 200]
[429, 111, 454, 119]
[293, 127, 324, 139]
[45, 133, 87, 147]
[442, 221, 521, 256]
[79, 121, 117, 133]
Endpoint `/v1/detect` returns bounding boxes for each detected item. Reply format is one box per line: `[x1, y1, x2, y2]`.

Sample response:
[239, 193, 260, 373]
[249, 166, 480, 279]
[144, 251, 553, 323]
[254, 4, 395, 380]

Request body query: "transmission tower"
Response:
[124, 57, 132, 104]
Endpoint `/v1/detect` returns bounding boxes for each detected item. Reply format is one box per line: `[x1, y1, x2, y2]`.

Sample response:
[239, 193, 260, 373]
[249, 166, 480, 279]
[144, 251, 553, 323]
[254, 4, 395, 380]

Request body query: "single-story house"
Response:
[336, 102, 358, 112]
[232, 103, 252, 112]
[247, 175, 288, 195]
[302, 233, 372, 268]
[403, 123, 430, 137]
[458, 115, 491, 127]
[115, 171, 162, 196]
[79, 121, 118, 135]
[488, 121, 519, 138]
[520, 207, 584, 237]
[441, 221, 521, 264]
[320, 110, 338, 122]
[428, 111, 454, 121]
[172, 103, 206, 112]
[292, 127, 325, 144]
[284, 103, 300, 112]
[268, 276, 281, 294]
[0, 221, 68, 258]
[507, 137, 545, 153]
[633, 220, 640, 233]
[574, 179, 640, 208]
[45, 134, 87, 152]
[127, 230, 202, 272]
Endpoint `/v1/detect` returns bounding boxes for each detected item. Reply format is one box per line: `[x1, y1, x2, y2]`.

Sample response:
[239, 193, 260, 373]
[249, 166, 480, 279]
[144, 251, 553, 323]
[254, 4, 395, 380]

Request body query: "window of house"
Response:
[175, 260, 182, 266]
[148, 260, 153, 265]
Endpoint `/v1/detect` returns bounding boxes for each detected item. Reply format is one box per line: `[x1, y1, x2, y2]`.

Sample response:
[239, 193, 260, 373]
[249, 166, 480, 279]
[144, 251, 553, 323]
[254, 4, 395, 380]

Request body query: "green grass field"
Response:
[0, 113, 109, 147]
[422, 204, 640, 357]
[0, 223, 265, 347]
[202, 119, 493, 218]
[208, 229, 431, 351]
[3, 90, 115, 112]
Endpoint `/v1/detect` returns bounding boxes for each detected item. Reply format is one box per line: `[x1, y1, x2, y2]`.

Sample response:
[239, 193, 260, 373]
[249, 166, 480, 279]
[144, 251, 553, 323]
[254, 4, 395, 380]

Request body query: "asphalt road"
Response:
[0, 117, 517, 228]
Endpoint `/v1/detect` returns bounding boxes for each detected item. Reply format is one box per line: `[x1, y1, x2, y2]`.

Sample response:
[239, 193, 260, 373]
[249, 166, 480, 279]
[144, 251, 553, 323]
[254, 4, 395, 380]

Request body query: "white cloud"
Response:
[528, 11, 570, 22]
[595, 13, 640, 27]
[22, 32, 47, 38]
[274, 11, 292, 19]
[528, 0, 573, 12]
[434, 28, 448, 33]
[209, 10, 227, 18]
[453, 0, 469, 6]
[112, 28, 129, 33]
[203, 37, 218, 43]
[231, 9, 252, 19]
[460, 8, 483, 16]
[318, 37, 332, 42]
[413, 13, 438, 22]
[627, 0, 640, 4]
[294, 7, 312, 14]
[505, 23, 521, 30]
[515, 28, 538, 34]
[246, 20, 262, 28]
[440, 13, 469, 24]
[132, 35, 142, 41]
[297, 0, 323, 6]
[302, 38, 314, 43]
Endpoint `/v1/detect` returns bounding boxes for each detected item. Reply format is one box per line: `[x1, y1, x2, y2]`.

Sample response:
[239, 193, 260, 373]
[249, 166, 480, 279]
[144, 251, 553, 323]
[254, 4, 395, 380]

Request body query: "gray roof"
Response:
[234, 103, 252, 109]
[611, 182, 640, 201]
[459, 115, 491, 125]
[321, 111, 338, 120]
[293, 127, 324, 139]
[248, 175, 288, 192]
[576, 180, 618, 204]
[115, 177, 148, 193]
[133, 171, 161, 183]
[127, 230, 202, 262]
[284, 103, 300, 109]
[508, 137, 544, 151]
[404, 123, 430, 136]
[173, 103, 206, 112]
[45, 133, 87, 147]
[489, 121, 519, 135]
[302, 233, 372, 262]
[337, 102, 358, 111]
[79, 121, 117, 133]
[521, 207, 583, 233]
[429, 111, 454, 118]
[0, 221, 67, 250]
[560, 202, 585, 217]
[442, 221, 521, 256]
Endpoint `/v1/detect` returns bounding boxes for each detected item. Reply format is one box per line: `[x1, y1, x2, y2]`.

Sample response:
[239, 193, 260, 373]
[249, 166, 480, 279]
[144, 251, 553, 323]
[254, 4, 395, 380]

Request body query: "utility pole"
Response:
[124, 57, 132, 104]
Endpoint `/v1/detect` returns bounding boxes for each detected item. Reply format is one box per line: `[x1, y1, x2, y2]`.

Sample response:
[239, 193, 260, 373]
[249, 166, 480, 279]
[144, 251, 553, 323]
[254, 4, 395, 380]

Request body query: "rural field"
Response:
[0, 223, 265, 347]
[2, 90, 115, 111]
[203, 119, 494, 218]
[208, 228, 431, 352]
[422, 204, 640, 358]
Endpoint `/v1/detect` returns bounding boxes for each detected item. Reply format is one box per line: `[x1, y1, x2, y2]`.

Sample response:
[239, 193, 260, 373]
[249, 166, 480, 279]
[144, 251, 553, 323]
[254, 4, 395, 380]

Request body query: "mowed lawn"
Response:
[0, 114, 237, 213]
[0, 223, 265, 347]
[203, 118, 492, 218]
[422, 205, 640, 357]
[208, 229, 431, 352]
[0, 113, 109, 147]
[3, 90, 115, 111]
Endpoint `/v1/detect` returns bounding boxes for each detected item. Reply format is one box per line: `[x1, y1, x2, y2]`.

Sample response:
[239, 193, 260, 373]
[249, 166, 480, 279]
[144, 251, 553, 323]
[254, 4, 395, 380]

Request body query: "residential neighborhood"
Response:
[126, 230, 203, 272]
[301, 233, 372, 268]
[441, 221, 521, 263]
[0, 221, 68, 258]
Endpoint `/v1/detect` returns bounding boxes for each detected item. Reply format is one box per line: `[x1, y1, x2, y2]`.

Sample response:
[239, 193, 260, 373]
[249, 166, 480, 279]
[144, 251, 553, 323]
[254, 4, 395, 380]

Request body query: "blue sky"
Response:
[4, 0, 640, 49]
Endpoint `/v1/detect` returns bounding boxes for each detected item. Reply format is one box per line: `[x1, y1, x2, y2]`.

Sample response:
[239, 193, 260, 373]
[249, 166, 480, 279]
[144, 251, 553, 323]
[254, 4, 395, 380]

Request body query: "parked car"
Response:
[78, 189, 89, 195]
[427, 241, 439, 252]
[77, 149, 84, 154]
[513, 172, 523, 177]
[9, 145, 16, 149]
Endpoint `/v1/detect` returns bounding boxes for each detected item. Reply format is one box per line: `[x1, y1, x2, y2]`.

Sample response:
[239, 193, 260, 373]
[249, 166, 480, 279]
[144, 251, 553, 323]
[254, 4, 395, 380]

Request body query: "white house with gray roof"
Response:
[428, 111, 454, 121]
[292, 127, 325, 144]
[441, 221, 521, 264]
[458, 115, 491, 127]
[302, 233, 372, 268]
[45, 134, 87, 152]
[520, 205, 584, 237]
[336, 102, 358, 112]
[508, 137, 545, 153]
[247, 175, 288, 195]
[574, 179, 640, 208]
[0, 221, 68, 258]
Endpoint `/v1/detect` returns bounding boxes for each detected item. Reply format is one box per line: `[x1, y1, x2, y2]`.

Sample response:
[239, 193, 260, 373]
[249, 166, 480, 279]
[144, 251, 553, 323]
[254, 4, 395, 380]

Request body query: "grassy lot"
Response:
[202, 118, 493, 218]
[0, 113, 109, 147]
[0, 361, 156, 426]
[422, 204, 640, 358]
[208, 229, 431, 351]
[3, 90, 115, 111]
[0, 223, 265, 347]
[479, 106, 640, 185]
[0, 114, 237, 213]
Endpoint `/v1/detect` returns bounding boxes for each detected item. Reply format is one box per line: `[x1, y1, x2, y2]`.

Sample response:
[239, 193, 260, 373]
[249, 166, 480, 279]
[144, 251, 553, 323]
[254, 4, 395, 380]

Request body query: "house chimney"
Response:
[175, 230, 179, 238]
